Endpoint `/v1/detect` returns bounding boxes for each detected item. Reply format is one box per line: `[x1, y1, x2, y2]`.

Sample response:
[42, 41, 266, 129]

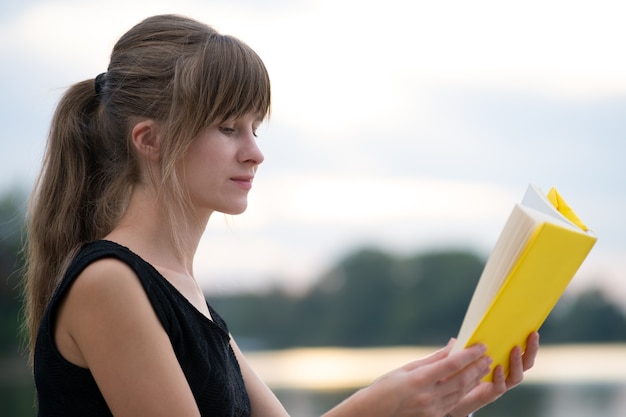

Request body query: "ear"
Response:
[131, 119, 161, 161]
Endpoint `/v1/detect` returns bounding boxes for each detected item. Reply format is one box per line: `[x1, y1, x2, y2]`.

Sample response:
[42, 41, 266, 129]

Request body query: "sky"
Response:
[1, 0, 625, 303]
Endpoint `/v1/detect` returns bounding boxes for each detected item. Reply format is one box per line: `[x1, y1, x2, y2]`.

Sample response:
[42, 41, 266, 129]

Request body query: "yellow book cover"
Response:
[451, 184, 597, 381]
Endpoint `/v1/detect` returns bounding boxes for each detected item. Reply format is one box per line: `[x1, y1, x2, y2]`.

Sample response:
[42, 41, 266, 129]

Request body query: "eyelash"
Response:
[219, 126, 258, 137]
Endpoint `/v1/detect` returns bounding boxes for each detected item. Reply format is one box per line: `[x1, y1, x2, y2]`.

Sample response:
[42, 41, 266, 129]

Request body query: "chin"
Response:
[222, 204, 249, 216]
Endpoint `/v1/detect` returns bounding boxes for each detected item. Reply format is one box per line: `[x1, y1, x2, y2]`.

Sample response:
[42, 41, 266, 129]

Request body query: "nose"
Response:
[241, 130, 264, 167]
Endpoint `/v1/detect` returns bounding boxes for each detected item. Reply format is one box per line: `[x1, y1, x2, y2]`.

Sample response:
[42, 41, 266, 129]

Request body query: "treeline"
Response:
[1, 188, 626, 361]
[211, 247, 626, 350]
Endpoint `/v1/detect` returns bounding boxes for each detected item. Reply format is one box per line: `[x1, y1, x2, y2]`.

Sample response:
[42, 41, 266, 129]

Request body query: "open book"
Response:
[450, 184, 597, 381]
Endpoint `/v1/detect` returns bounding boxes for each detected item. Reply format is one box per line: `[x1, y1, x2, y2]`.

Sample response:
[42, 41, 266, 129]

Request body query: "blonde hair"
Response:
[23, 14, 271, 362]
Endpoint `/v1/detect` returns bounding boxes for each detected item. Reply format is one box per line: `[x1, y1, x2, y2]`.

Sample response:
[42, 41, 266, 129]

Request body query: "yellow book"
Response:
[451, 184, 597, 381]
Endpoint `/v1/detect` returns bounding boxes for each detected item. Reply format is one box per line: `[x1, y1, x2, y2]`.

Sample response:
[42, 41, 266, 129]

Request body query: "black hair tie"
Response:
[94, 72, 107, 96]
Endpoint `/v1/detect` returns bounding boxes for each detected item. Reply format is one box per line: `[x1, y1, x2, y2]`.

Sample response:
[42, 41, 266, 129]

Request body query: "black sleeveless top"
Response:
[34, 240, 251, 417]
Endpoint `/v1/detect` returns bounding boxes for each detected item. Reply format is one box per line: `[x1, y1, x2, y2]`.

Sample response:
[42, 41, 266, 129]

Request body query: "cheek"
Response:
[188, 140, 225, 165]
[183, 152, 222, 192]
[183, 144, 213, 173]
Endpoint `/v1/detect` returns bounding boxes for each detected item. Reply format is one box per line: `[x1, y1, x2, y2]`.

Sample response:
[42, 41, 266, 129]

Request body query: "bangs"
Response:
[200, 34, 271, 124]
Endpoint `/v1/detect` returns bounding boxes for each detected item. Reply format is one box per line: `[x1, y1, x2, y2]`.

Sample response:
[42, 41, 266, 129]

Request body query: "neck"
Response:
[106, 184, 209, 276]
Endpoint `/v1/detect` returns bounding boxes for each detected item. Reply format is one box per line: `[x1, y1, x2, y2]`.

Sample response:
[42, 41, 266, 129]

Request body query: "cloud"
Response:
[1, 0, 625, 296]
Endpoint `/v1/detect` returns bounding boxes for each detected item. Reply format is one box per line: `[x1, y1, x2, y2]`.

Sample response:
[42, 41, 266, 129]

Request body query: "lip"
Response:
[230, 176, 254, 190]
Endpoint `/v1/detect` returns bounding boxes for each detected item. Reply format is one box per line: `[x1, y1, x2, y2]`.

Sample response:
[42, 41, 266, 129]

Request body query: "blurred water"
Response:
[2, 379, 625, 416]
[273, 384, 626, 417]
[2, 345, 626, 417]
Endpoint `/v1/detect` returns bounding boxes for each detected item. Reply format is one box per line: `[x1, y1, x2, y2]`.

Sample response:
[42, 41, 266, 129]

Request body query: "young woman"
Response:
[23, 14, 539, 417]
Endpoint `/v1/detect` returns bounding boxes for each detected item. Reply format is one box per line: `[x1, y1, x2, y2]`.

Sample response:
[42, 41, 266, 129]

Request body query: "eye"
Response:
[219, 126, 235, 135]
[252, 121, 263, 138]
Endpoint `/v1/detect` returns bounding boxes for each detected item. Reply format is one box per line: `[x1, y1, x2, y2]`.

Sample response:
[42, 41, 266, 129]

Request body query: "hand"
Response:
[387, 341, 493, 417]
[447, 331, 540, 417]
[326, 340, 493, 417]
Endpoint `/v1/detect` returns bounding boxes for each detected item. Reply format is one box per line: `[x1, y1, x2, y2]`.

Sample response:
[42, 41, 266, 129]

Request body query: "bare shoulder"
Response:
[70, 256, 143, 296]
[60, 257, 153, 322]
[55, 257, 158, 366]
[56, 257, 201, 416]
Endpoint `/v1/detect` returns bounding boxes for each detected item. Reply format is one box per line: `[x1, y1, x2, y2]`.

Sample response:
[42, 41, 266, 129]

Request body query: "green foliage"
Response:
[0, 187, 27, 354]
[213, 248, 486, 349]
[213, 247, 626, 350]
[542, 289, 626, 343]
[307, 248, 484, 346]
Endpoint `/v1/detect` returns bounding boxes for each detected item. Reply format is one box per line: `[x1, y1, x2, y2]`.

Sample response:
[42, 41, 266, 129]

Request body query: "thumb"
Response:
[404, 338, 456, 372]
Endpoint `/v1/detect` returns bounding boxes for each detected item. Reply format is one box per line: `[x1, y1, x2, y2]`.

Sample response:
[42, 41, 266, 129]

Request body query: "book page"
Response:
[452, 205, 538, 352]
[521, 184, 581, 230]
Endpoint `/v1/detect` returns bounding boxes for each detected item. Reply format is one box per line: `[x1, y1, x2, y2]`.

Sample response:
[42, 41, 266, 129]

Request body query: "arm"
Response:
[230, 337, 290, 417]
[55, 258, 201, 417]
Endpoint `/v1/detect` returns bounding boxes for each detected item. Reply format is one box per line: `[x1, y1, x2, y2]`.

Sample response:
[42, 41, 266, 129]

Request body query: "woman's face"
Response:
[180, 112, 265, 218]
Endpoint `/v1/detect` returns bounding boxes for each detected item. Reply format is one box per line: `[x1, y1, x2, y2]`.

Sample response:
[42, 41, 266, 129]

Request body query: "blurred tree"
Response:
[0, 187, 35, 417]
[213, 246, 626, 350]
[213, 247, 486, 349]
[0, 187, 27, 355]
[301, 248, 484, 346]
[308, 248, 399, 346]
[542, 288, 626, 343]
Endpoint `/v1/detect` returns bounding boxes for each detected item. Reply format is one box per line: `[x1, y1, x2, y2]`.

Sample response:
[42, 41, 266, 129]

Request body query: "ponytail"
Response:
[23, 79, 131, 363]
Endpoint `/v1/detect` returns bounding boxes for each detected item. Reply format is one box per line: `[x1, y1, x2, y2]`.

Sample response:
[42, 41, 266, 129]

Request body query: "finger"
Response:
[492, 364, 505, 387]
[435, 354, 492, 397]
[425, 343, 488, 380]
[522, 332, 540, 371]
[490, 365, 507, 397]
[426, 338, 456, 362]
[505, 346, 524, 388]
[403, 339, 456, 372]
